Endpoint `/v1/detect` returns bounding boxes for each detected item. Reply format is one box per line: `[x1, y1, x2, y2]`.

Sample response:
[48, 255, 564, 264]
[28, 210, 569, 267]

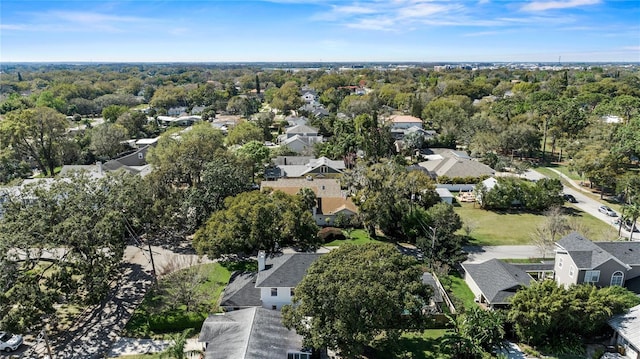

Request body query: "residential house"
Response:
[280, 135, 322, 155]
[260, 178, 357, 226]
[275, 124, 323, 154]
[157, 115, 201, 127]
[554, 232, 640, 290]
[418, 149, 495, 180]
[282, 124, 319, 139]
[461, 258, 538, 309]
[392, 126, 436, 141]
[285, 116, 309, 127]
[198, 307, 309, 359]
[266, 156, 346, 179]
[608, 304, 640, 359]
[167, 106, 187, 116]
[387, 115, 423, 130]
[59, 158, 152, 179]
[255, 251, 323, 310]
[203, 251, 326, 357]
[219, 272, 261, 311]
[301, 91, 318, 104]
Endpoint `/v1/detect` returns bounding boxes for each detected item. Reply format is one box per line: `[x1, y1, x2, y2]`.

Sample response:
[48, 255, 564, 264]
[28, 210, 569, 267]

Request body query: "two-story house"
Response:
[256, 251, 323, 310]
[554, 232, 640, 291]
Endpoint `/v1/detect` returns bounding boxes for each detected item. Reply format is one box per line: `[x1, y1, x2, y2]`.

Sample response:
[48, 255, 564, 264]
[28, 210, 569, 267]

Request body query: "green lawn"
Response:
[443, 272, 477, 311]
[124, 261, 251, 337]
[324, 229, 384, 246]
[455, 202, 614, 246]
[533, 167, 562, 180]
[455, 202, 545, 245]
[375, 329, 450, 359]
[547, 163, 583, 180]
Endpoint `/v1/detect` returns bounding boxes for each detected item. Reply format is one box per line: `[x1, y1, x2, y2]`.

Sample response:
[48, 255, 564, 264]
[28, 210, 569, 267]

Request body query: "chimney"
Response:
[96, 161, 103, 175]
[258, 250, 266, 271]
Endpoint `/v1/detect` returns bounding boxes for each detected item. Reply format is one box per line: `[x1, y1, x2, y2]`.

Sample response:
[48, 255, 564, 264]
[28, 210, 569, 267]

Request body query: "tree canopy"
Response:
[282, 243, 431, 358]
[0, 173, 150, 332]
[508, 280, 640, 350]
[0, 107, 69, 177]
[193, 190, 320, 257]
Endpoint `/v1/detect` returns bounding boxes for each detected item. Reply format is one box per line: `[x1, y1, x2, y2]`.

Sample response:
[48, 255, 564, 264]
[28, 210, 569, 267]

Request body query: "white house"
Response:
[255, 251, 323, 310]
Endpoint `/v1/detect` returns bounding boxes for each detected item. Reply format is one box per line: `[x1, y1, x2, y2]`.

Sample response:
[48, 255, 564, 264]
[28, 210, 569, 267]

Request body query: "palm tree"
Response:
[623, 203, 640, 241]
[161, 329, 203, 359]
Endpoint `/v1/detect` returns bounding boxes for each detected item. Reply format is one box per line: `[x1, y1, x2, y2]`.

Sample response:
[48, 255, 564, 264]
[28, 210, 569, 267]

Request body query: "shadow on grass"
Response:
[219, 259, 257, 272]
[373, 336, 446, 359]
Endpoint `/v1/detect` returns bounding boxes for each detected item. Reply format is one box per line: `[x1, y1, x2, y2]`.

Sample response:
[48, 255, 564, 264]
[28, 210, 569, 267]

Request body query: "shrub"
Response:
[318, 227, 346, 243]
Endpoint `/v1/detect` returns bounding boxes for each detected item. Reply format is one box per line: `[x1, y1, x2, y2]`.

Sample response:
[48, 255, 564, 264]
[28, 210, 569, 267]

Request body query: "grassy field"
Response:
[455, 202, 615, 246]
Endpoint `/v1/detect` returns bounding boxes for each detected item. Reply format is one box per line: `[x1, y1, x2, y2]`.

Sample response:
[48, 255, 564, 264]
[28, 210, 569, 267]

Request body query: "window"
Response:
[569, 265, 575, 278]
[584, 270, 600, 283]
[138, 153, 144, 159]
[272, 305, 277, 310]
[287, 352, 311, 359]
[271, 288, 277, 296]
[558, 257, 563, 268]
[320, 166, 328, 173]
[611, 271, 624, 286]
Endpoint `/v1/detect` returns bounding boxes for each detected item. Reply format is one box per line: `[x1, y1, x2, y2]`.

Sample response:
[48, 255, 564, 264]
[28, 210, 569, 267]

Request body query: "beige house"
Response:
[260, 178, 357, 226]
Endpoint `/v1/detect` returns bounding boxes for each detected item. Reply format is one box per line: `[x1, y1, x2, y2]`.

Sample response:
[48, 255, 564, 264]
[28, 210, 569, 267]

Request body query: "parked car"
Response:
[0, 331, 23, 352]
[563, 194, 578, 203]
[599, 205, 618, 217]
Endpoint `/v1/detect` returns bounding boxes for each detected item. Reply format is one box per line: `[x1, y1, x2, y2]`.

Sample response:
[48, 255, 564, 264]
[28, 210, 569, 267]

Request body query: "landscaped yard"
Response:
[455, 202, 614, 246]
[124, 261, 254, 338]
[442, 272, 477, 311]
[375, 329, 450, 359]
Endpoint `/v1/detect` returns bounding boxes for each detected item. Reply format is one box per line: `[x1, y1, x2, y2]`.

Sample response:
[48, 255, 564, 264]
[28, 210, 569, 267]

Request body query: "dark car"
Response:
[563, 194, 578, 203]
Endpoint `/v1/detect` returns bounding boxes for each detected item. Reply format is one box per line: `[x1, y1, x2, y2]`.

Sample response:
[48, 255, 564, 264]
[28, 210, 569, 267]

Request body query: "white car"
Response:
[598, 205, 617, 217]
[0, 331, 23, 352]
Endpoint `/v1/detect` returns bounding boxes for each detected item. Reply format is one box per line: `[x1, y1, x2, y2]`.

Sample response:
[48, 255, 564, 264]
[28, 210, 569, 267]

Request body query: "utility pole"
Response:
[428, 226, 437, 269]
[146, 223, 158, 285]
[148, 240, 157, 285]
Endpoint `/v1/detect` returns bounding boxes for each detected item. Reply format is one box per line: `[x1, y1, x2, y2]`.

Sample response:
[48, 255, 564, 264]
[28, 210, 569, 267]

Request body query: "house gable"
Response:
[462, 259, 533, 307]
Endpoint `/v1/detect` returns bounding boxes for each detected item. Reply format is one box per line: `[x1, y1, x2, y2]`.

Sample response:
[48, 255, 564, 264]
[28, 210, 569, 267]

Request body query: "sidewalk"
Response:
[545, 167, 592, 195]
[107, 338, 204, 358]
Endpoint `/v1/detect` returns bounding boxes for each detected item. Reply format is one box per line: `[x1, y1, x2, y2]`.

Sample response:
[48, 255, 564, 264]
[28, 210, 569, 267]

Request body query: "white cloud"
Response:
[333, 5, 378, 15]
[0, 24, 27, 30]
[521, 0, 600, 12]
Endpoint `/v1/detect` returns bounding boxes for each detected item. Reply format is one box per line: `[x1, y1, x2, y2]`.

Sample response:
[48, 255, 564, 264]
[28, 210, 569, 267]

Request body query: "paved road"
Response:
[463, 245, 554, 263]
[542, 168, 633, 239]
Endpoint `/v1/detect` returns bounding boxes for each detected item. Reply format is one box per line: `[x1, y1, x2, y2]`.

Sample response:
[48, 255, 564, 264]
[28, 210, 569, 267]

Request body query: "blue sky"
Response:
[1, 0, 638, 62]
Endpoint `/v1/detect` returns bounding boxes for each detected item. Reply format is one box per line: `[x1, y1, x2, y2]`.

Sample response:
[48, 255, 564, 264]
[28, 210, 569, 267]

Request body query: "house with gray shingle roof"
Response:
[220, 272, 261, 311]
[608, 304, 640, 359]
[256, 251, 323, 310]
[554, 232, 640, 290]
[461, 258, 534, 309]
[418, 149, 495, 180]
[266, 156, 346, 179]
[207, 252, 322, 358]
[198, 307, 308, 359]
